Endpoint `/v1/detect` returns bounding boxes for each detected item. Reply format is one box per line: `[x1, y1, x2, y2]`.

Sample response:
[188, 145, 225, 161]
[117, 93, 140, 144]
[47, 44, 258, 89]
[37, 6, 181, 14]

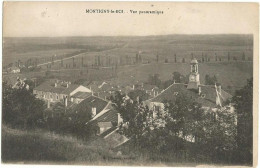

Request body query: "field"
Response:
[3, 35, 253, 66]
[3, 35, 253, 94]
[12, 61, 250, 95]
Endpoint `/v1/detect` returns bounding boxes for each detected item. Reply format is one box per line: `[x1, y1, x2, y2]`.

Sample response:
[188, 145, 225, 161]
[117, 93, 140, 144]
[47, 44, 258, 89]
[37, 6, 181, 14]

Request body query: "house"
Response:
[12, 77, 29, 90]
[145, 58, 233, 116]
[7, 66, 20, 73]
[33, 80, 92, 103]
[70, 91, 92, 104]
[127, 89, 150, 101]
[70, 95, 122, 135]
[141, 84, 161, 97]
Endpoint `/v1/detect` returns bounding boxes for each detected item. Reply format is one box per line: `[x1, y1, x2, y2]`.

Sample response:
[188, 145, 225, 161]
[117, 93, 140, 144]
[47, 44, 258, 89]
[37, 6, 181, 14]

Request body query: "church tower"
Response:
[187, 58, 200, 89]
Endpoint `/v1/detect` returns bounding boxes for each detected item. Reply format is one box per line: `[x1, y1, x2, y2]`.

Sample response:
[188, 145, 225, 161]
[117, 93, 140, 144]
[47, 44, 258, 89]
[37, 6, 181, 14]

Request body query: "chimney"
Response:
[133, 84, 135, 90]
[142, 83, 144, 88]
[198, 86, 201, 95]
[153, 90, 156, 97]
[47, 100, 50, 108]
[65, 97, 68, 107]
[92, 107, 96, 117]
[54, 83, 57, 87]
[217, 84, 221, 95]
[66, 83, 69, 88]
[118, 113, 123, 126]
[215, 83, 222, 107]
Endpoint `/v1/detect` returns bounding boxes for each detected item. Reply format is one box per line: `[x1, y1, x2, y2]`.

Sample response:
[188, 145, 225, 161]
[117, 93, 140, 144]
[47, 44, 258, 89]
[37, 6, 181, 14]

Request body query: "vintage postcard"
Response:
[1, 1, 259, 167]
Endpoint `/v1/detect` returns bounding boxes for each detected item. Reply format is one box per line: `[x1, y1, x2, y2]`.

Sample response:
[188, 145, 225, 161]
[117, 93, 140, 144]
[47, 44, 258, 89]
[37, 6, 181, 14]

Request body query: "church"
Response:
[145, 58, 233, 114]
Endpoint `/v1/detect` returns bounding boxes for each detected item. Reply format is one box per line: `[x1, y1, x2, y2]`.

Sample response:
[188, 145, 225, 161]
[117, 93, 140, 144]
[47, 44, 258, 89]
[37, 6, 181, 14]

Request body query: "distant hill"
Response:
[3, 34, 253, 66]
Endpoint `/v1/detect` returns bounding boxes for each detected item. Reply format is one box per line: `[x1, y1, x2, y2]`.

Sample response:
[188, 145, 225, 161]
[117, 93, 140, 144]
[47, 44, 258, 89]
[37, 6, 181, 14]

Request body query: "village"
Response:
[2, 35, 253, 166]
[1, 1, 257, 165]
[3, 56, 236, 147]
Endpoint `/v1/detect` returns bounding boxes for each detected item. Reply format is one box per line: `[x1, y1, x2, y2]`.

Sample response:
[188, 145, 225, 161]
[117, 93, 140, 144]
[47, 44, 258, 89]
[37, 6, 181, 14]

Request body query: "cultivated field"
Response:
[3, 35, 253, 94]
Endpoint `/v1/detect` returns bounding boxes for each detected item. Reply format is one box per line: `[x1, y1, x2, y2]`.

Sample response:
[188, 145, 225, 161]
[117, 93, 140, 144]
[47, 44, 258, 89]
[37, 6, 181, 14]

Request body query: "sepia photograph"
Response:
[1, 2, 259, 167]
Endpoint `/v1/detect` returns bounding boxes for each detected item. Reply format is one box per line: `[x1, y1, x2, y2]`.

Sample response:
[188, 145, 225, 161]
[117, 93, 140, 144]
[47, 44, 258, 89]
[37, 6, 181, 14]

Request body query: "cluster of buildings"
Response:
[4, 66, 21, 74]
[32, 58, 233, 143]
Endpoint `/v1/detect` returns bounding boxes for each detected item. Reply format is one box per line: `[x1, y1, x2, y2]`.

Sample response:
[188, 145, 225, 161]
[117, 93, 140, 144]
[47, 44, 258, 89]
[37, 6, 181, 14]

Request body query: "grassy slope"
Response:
[1, 126, 198, 166]
[1, 126, 117, 165]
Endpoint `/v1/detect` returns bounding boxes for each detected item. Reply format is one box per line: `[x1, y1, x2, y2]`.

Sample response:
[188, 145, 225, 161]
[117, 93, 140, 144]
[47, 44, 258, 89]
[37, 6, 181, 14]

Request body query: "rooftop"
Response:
[34, 81, 81, 94]
[95, 109, 118, 123]
[71, 91, 92, 99]
[72, 96, 109, 115]
[149, 83, 232, 107]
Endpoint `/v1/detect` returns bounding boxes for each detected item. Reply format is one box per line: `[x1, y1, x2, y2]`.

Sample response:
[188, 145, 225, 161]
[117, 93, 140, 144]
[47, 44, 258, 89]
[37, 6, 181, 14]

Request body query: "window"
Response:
[57, 95, 59, 100]
[153, 105, 160, 112]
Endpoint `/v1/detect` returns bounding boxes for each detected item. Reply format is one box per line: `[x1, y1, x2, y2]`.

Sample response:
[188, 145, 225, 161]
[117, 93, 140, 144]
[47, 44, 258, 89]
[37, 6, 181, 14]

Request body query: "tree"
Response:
[202, 54, 205, 62]
[52, 55, 54, 65]
[147, 74, 161, 87]
[205, 74, 217, 85]
[139, 54, 142, 63]
[164, 94, 204, 141]
[232, 78, 253, 164]
[242, 52, 246, 61]
[2, 81, 45, 129]
[197, 108, 237, 163]
[98, 55, 101, 66]
[164, 94, 237, 162]
[110, 91, 152, 146]
[61, 57, 63, 67]
[72, 57, 75, 67]
[172, 72, 181, 83]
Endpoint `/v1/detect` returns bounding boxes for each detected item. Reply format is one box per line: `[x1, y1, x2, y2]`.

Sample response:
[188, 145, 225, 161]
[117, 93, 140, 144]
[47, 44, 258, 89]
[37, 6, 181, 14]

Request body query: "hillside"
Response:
[1, 126, 200, 166]
[2, 126, 115, 165]
[3, 34, 253, 66]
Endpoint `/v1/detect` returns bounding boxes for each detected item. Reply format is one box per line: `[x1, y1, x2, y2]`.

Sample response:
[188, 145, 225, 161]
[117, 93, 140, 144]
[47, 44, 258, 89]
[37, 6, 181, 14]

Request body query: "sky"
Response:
[3, 2, 259, 37]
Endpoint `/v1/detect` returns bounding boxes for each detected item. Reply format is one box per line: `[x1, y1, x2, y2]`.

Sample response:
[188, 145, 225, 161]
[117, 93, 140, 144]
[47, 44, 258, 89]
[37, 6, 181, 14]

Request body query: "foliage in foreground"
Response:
[2, 81, 45, 129]
[111, 87, 246, 164]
